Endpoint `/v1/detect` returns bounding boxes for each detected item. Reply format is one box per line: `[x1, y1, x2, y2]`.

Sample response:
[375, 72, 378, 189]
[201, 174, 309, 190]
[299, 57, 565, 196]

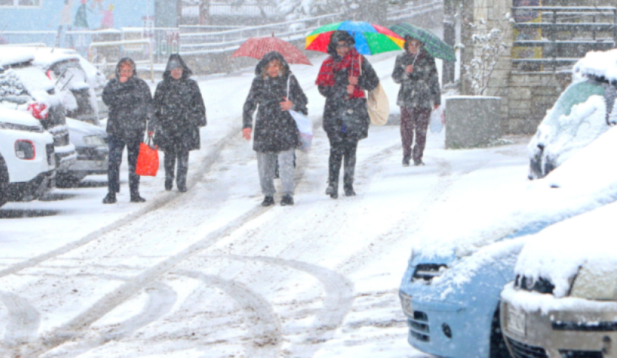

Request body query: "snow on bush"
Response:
[463, 14, 514, 95]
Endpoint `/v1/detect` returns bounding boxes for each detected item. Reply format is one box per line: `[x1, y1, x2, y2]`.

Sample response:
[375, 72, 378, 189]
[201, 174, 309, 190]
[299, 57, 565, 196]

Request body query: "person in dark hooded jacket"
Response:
[392, 36, 441, 166]
[243, 51, 308, 207]
[151, 54, 206, 192]
[102, 58, 153, 204]
[317, 31, 379, 199]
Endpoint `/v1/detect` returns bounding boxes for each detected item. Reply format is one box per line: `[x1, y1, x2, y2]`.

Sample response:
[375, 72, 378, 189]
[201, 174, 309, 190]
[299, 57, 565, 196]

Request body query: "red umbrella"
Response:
[231, 36, 312, 65]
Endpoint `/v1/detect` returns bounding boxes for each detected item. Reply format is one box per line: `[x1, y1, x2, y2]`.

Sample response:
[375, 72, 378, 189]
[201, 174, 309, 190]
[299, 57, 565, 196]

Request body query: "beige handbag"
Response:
[360, 56, 389, 126]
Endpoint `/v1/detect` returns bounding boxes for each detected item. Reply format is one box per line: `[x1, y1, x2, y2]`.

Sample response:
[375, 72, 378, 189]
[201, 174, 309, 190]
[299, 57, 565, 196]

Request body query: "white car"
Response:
[0, 107, 56, 207]
[57, 118, 108, 187]
[501, 125, 617, 358]
[0, 47, 77, 172]
[528, 49, 617, 179]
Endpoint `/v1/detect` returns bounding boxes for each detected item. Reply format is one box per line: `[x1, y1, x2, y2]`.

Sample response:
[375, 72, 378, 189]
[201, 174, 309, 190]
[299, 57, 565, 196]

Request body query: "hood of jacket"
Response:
[327, 31, 356, 60]
[115, 57, 137, 79]
[163, 54, 193, 81]
[254, 51, 291, 78]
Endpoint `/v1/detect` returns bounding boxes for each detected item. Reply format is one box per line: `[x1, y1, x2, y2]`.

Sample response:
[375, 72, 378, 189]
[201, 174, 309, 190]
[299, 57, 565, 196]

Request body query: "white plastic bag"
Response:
[430, 106, 444, 134]
[287, 75, 313, 152]
[289, 110, 313, 152]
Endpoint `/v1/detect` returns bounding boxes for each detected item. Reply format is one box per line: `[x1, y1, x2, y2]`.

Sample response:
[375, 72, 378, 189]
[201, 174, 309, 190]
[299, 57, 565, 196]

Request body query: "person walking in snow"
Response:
[151, 54, 206, 193]
[392, 36, 441, 166]
[102, 58, 153, 204]
[242, 51, 308, 207]
[317, 31, 379, 199]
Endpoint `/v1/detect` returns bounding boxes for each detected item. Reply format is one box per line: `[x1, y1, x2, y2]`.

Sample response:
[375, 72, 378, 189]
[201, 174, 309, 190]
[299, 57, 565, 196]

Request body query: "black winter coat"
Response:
[392, 48, 441, 109]
[318, 55, 379, 142]
[243, 52, 308, 153]
[152, 54, 206, 152]
[103, 58, 153, 141]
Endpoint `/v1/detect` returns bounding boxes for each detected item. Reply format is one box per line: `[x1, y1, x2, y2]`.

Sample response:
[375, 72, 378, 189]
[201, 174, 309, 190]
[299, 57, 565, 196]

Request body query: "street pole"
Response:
[443, 0, 457, 85]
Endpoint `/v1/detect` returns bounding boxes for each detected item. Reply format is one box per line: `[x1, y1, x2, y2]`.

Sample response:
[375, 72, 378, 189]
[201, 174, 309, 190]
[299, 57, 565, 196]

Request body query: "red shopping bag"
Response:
[135, 141, 159, 176]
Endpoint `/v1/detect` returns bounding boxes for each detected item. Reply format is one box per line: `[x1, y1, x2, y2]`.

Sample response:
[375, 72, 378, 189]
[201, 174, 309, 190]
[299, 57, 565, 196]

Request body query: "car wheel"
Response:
[55, 173, 86, 188]
[0, 156, 9, 208]
[489, 305, 510, 358]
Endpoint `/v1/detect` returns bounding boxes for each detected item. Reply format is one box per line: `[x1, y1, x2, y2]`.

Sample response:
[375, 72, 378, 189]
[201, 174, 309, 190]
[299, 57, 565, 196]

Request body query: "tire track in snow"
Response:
[0, 291, 40, 349]
[19, 204, 275, 357]
[176, 270, 282, 358]
[225, 255, 354, 358]
[0, 129, 240, 280]
[6, 276, 176, 358]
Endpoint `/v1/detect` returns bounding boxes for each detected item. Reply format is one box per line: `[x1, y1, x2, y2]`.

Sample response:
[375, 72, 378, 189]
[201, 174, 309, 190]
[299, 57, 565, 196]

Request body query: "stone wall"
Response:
[460, 0, 604, 134]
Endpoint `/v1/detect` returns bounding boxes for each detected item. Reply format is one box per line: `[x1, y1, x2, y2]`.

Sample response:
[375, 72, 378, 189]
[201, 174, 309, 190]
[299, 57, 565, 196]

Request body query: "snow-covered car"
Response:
[56, 118, 108, 187]
[0, 107, 56, 207]
[500, 203, 617, 358]
[399, 125, 617, 358]
[528, 49, 617, 179]
[29, 47, 102, 125]
[0, 47, 76, 173]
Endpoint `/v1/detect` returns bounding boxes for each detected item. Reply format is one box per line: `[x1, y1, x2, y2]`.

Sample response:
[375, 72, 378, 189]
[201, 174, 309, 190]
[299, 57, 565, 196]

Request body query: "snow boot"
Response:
[165, 179, 173, 191]
[130, 194, 146, 203]
[344, 184, 356, 197]
[403, 156, 410, 167]
[102, 192, 116, 204]
[281, 195, 294, 206]
[414, 159, 425, 166]
[261, 196, 275, 207]
[325, 185, 338, 199]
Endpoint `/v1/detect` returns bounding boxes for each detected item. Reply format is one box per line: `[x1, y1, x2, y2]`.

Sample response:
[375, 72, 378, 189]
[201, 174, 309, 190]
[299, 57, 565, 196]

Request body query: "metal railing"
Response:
[387, 0, 444, 23]
[512, 6, 617, 72]
[178, 12, 344, 56]
[88, 40, 154, 83]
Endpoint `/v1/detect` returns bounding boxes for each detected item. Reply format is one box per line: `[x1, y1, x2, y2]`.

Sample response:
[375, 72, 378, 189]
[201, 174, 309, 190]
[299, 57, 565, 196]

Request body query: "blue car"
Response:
[399, 222, 549, 358]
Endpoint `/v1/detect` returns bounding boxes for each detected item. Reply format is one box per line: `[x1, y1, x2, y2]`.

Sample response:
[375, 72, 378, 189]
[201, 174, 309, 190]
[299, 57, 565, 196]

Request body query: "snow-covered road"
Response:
[0, 51, 532, 358]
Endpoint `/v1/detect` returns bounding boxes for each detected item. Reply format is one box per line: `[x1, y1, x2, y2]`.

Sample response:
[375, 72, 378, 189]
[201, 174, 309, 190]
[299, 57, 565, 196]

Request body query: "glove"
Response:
[242, 128, 252, 140]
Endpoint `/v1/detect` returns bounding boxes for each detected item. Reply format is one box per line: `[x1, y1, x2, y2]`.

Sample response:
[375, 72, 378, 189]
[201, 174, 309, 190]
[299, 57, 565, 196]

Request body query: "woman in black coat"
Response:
[242, 51, 308, 207]
[102, 57, 153, 204]
[316, 31, 379, 199]
[152, 54, 206, 192]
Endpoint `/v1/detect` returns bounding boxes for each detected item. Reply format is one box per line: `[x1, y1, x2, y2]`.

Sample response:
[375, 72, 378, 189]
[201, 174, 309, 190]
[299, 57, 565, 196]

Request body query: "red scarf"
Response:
[316, 48, 365, 99]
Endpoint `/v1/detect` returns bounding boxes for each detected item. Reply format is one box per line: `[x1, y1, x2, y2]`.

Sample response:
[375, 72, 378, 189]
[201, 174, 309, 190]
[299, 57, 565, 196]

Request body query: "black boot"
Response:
[165, 179, 173, 191]
[281, 194, 294, 206]
[261, 196, 274, 207]
[325, 184, 338, 199]
[414, 158, 425, 166]
[344, 184, 356, 197]
[130, 194, 146, 203]
[102, 192, 116, 204]
[403, 156, 411, 167]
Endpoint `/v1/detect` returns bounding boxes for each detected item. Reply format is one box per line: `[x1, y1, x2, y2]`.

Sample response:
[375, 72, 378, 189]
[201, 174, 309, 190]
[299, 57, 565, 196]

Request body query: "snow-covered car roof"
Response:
[28, 47, 81, 70]
[65, 117, 105, 136]
[0, 47, 35, 67]
[573, 49, 617, 83]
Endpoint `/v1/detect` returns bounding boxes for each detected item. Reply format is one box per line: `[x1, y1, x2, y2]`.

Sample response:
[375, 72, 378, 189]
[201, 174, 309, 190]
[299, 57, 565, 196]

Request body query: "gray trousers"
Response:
[256, 149, 295, 196]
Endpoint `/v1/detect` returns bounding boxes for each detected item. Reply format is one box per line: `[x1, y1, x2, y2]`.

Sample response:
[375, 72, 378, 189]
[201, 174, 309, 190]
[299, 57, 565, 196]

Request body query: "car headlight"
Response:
[412, 264, 448, 283]
[570, 263, 617, 300]
[82, 135, 106, 147]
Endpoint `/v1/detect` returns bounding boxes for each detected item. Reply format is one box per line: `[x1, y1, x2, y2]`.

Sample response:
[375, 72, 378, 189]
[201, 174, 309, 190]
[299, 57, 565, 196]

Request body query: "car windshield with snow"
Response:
[528, 49, 617, 179]
[500, 198, 617, 358]
[30, 47, 102, 125]
[0, 48, 76, 174]
[400, 124, 617, 358]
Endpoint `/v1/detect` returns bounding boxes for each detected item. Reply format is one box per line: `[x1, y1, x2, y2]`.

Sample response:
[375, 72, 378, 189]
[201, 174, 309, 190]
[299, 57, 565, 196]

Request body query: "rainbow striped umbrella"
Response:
[306, 21, 405, 55]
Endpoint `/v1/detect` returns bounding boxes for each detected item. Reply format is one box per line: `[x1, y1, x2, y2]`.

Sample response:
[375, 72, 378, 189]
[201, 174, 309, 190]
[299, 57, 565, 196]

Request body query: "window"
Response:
[0, 0, 41, 6]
